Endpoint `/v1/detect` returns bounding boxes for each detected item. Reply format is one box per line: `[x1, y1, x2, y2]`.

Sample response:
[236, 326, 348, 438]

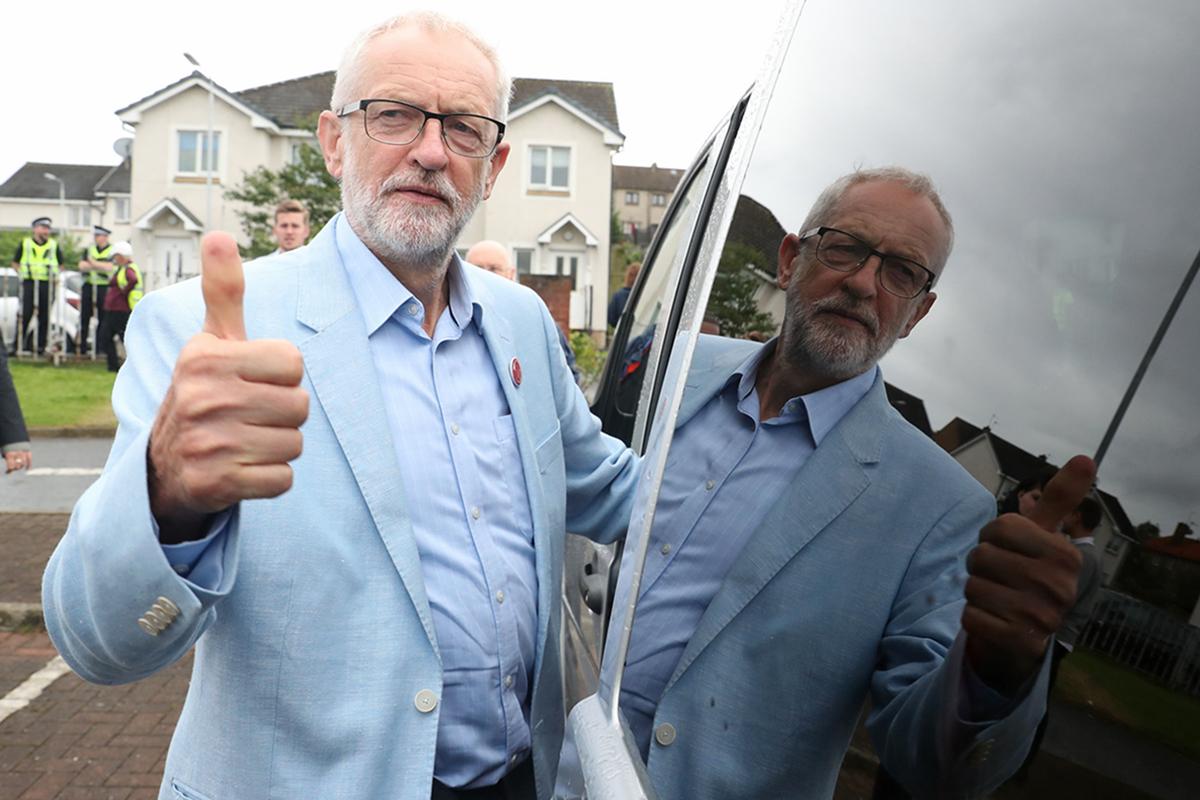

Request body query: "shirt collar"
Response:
[729, 338, 878, 446]
[1075, 536, 1096, 546]
[334, 213, 477, 336]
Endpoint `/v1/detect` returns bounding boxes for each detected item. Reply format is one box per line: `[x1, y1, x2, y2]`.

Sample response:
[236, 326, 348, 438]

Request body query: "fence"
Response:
[1079, 588, 1200, 697]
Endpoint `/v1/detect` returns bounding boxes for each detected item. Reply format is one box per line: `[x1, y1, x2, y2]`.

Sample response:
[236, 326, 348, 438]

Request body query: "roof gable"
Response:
[116, 72, 284, 132]
[613, 164, 685, 192]
[0, 162, 122, 201]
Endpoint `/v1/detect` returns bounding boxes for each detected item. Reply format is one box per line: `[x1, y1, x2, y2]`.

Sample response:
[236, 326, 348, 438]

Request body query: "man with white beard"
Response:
[42, 12, 637, 800]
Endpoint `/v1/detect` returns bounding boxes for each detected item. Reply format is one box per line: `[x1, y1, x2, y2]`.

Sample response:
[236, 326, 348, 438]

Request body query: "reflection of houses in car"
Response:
[1124, 527, 1200, 624]
[13, 72, 622, 336]
[933, 417, 1137, 586]
[723, 194, 787, 326]
[612, 164, 683, 247]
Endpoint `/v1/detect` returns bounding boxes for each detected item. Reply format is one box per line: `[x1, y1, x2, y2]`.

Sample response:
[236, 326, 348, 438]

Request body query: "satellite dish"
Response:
[113, 137, 133, 158]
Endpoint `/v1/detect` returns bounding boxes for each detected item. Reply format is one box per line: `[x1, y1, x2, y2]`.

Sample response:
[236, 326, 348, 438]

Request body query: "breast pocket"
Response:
[532, 422, 565, 529]
[494, 415, 537, 540]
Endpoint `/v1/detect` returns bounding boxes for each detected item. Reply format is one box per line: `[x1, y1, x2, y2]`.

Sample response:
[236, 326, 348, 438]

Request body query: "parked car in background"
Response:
[0, 267, 81, 354]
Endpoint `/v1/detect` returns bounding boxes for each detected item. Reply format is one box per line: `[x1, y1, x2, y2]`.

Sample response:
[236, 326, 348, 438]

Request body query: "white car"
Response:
[0, 267, 81, 354]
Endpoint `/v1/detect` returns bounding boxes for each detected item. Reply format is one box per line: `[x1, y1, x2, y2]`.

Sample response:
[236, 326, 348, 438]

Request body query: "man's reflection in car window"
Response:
[598, 168, 1094, 799]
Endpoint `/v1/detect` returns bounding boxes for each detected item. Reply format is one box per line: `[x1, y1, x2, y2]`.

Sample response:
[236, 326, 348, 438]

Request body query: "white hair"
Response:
[331, 12, 512, 121]
[798, 166, 955, 274]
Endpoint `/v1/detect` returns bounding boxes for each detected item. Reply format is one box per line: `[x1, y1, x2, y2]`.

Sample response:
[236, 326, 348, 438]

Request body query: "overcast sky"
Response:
[0, 0, 787, 183]
[728, 0, 1200, 530]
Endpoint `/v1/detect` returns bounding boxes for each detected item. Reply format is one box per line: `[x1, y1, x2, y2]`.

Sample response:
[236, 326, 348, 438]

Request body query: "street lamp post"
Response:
[183, 52, 215, 234]
[42, 171, 67, 361]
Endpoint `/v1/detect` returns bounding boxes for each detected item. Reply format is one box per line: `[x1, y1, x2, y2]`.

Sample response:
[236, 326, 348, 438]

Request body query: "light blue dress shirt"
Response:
[161, 215, 537, 789]
[601, 342, 877, 757]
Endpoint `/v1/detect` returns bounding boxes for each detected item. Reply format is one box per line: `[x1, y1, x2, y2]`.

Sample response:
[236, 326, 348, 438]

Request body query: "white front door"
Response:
[152, 235, 198, 290]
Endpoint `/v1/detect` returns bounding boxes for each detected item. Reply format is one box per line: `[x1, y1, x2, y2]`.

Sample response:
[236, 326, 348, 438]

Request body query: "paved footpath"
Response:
[0, 632, 190, 800]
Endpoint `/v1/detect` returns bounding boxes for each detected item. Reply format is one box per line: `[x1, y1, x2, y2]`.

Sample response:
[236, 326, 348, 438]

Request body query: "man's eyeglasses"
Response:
[798, 226, 935, 299]
[336, 99, 506, 159]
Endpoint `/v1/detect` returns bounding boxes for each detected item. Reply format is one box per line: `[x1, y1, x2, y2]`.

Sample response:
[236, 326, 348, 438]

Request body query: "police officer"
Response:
[78, 225, 115, 356]
[11, 217, 63, 354]
[97, 241, 142, 372]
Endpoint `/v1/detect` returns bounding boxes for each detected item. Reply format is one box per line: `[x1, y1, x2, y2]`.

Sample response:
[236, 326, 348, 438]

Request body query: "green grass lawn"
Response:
[7, 359, 117, 429]
[1056, 649, 1200, 761]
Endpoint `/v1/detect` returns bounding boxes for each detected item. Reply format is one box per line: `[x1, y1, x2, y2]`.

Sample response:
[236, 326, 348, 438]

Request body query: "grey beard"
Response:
[780, 292, 903, 382]
[341, 163, 486, 273]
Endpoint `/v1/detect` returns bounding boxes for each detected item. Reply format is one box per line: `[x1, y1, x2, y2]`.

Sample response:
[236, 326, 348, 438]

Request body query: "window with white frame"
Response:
[177, 130, 222, 175]
[651, 193, 667, 206]
[529, 145, 570, 191]
[515, 248, 534, 275]
[113, 197, 131, 223]
[68, 205, 92, 229]
[625, 191, 640, 205]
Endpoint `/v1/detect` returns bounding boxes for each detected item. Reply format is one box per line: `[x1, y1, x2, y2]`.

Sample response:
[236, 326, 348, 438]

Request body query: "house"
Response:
[107, 70, 621, 334]
[934, 417, 1139, 586]
[0, 160, 132, 250]
[1135, 529, 1200, 622]
[612, 164, 683, 246]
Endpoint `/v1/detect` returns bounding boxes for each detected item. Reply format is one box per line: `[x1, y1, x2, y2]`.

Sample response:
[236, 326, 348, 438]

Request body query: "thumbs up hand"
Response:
[962, 455, 1097, 694]
[148, 233, 309, 543]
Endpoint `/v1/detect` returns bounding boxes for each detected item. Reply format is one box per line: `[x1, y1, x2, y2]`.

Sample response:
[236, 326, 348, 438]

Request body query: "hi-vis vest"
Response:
[85, 243, 114, 286]
[112, 262, 143, 310]
[18, 237, 59, 281]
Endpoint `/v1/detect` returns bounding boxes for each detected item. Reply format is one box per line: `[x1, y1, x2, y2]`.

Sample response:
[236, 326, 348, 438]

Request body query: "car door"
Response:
[567, 0, 1200, 798]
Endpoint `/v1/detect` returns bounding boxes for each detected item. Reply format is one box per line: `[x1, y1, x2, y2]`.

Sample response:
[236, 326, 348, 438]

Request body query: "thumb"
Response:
[201, 232, 246, 340]
[1027, 455, 1097, 533]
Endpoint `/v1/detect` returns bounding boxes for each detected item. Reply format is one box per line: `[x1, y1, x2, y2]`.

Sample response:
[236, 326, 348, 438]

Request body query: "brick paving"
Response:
[0, 515, 68, 605]
[0, 638, 189, 800]
[0, 633, 57, 699]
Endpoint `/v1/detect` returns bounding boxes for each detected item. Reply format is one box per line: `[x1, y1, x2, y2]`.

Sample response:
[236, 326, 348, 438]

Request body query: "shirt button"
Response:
[406, 304, 420, 316]
[414, 689, 438, 713]
[705, 479, 715, 491]
[495, 590, 505, 604]
[504, 674, 515, 689]
[654, 723, 677, 747]
[471, 507, 481, 520]
[451, 423, 460, 436]
[660, 543, 671, 555]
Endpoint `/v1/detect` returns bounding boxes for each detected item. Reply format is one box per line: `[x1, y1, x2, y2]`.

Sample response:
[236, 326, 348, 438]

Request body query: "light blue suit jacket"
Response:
[641, 336, 1050, 799]
[42, 218, 638, 800]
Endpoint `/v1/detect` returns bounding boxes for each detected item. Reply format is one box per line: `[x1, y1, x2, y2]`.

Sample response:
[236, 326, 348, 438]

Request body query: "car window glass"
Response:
[608, 1, 1200, 796]
[605, 152, 716, 447]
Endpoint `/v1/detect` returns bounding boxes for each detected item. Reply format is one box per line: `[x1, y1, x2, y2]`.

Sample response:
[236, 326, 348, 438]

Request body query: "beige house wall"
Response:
[465, 100, 615, 332]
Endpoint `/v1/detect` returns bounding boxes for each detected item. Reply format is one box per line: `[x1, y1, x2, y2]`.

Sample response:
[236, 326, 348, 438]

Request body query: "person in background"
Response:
[272, 199, 311, 253]
[607, 261, 640, 328]
[78, 225, 115, 356]
[1, 331, 31, 472]
[466, 239, 581, 385]
[998, 473, 1052, 516]
[97, 242, 142, 372]
[12, 217, 63, 354]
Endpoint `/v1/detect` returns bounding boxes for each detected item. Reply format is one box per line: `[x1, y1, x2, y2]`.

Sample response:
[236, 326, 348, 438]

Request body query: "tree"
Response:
[225, 138, 340, 259]
[709, 242, 776, 339]
[1133, 521, 1160, 543]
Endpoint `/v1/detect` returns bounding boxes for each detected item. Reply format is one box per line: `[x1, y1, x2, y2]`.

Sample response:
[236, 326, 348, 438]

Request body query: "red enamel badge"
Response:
[510, 357, 522, 387]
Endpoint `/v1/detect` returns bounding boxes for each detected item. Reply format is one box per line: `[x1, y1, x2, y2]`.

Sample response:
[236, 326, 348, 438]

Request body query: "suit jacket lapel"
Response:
[294, 220, 439, 655]
[663, 373, 889, 692]
[469, 272, 558, 670]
